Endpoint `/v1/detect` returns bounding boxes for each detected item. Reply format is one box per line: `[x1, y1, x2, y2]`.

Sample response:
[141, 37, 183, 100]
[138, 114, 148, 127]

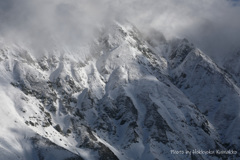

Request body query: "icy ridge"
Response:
[0, 22, 239, 160]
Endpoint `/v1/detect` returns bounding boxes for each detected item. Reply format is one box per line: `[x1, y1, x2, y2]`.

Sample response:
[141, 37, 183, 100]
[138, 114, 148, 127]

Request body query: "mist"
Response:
[0, 0, 239, 59]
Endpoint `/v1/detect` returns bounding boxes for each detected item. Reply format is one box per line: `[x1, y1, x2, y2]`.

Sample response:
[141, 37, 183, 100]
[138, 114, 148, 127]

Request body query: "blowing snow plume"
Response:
[0, 0, 240, 59]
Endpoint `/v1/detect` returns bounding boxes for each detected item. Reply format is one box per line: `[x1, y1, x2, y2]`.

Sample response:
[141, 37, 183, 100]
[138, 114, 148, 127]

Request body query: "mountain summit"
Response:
[0, 21, 239, 160]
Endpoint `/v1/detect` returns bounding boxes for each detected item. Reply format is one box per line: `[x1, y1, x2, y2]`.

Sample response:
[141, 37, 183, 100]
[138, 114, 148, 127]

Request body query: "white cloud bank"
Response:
[0, 0, 239, 58]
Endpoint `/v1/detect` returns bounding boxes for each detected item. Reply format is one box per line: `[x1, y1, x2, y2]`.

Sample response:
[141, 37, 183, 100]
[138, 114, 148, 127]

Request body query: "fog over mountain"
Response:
[1, 1, 240, 160]
[0, 0, 240, 59]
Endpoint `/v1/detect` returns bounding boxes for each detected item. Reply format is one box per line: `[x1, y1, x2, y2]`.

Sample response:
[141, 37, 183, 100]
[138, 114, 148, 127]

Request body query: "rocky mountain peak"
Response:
[0, 21, 239, 160]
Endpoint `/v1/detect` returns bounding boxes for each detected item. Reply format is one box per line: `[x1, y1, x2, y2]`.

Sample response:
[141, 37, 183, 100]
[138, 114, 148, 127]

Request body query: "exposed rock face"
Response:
[0, 21, 239, 160]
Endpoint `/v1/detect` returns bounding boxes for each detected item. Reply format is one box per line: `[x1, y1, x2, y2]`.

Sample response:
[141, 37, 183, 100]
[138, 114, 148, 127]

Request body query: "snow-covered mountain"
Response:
[0, 21, 239, 160]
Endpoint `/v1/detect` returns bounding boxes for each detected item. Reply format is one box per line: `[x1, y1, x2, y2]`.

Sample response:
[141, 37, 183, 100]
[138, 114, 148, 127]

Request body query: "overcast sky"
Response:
[0, 0, 239, 60]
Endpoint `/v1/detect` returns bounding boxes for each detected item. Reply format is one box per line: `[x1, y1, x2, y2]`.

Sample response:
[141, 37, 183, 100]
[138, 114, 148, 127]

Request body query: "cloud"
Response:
[124, 0, 240, 59]
[0, 0, 239, 59]
[0, 0, 112, 53]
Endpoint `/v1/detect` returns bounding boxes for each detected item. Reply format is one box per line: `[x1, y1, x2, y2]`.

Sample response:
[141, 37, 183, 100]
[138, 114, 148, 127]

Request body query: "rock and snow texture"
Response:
[0, 21, 239, 160]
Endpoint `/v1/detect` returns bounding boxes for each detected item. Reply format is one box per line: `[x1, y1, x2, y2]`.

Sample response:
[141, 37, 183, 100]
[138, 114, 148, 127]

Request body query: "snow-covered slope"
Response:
[0, 21, 239, 160]
[166, 39, 240, 150]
